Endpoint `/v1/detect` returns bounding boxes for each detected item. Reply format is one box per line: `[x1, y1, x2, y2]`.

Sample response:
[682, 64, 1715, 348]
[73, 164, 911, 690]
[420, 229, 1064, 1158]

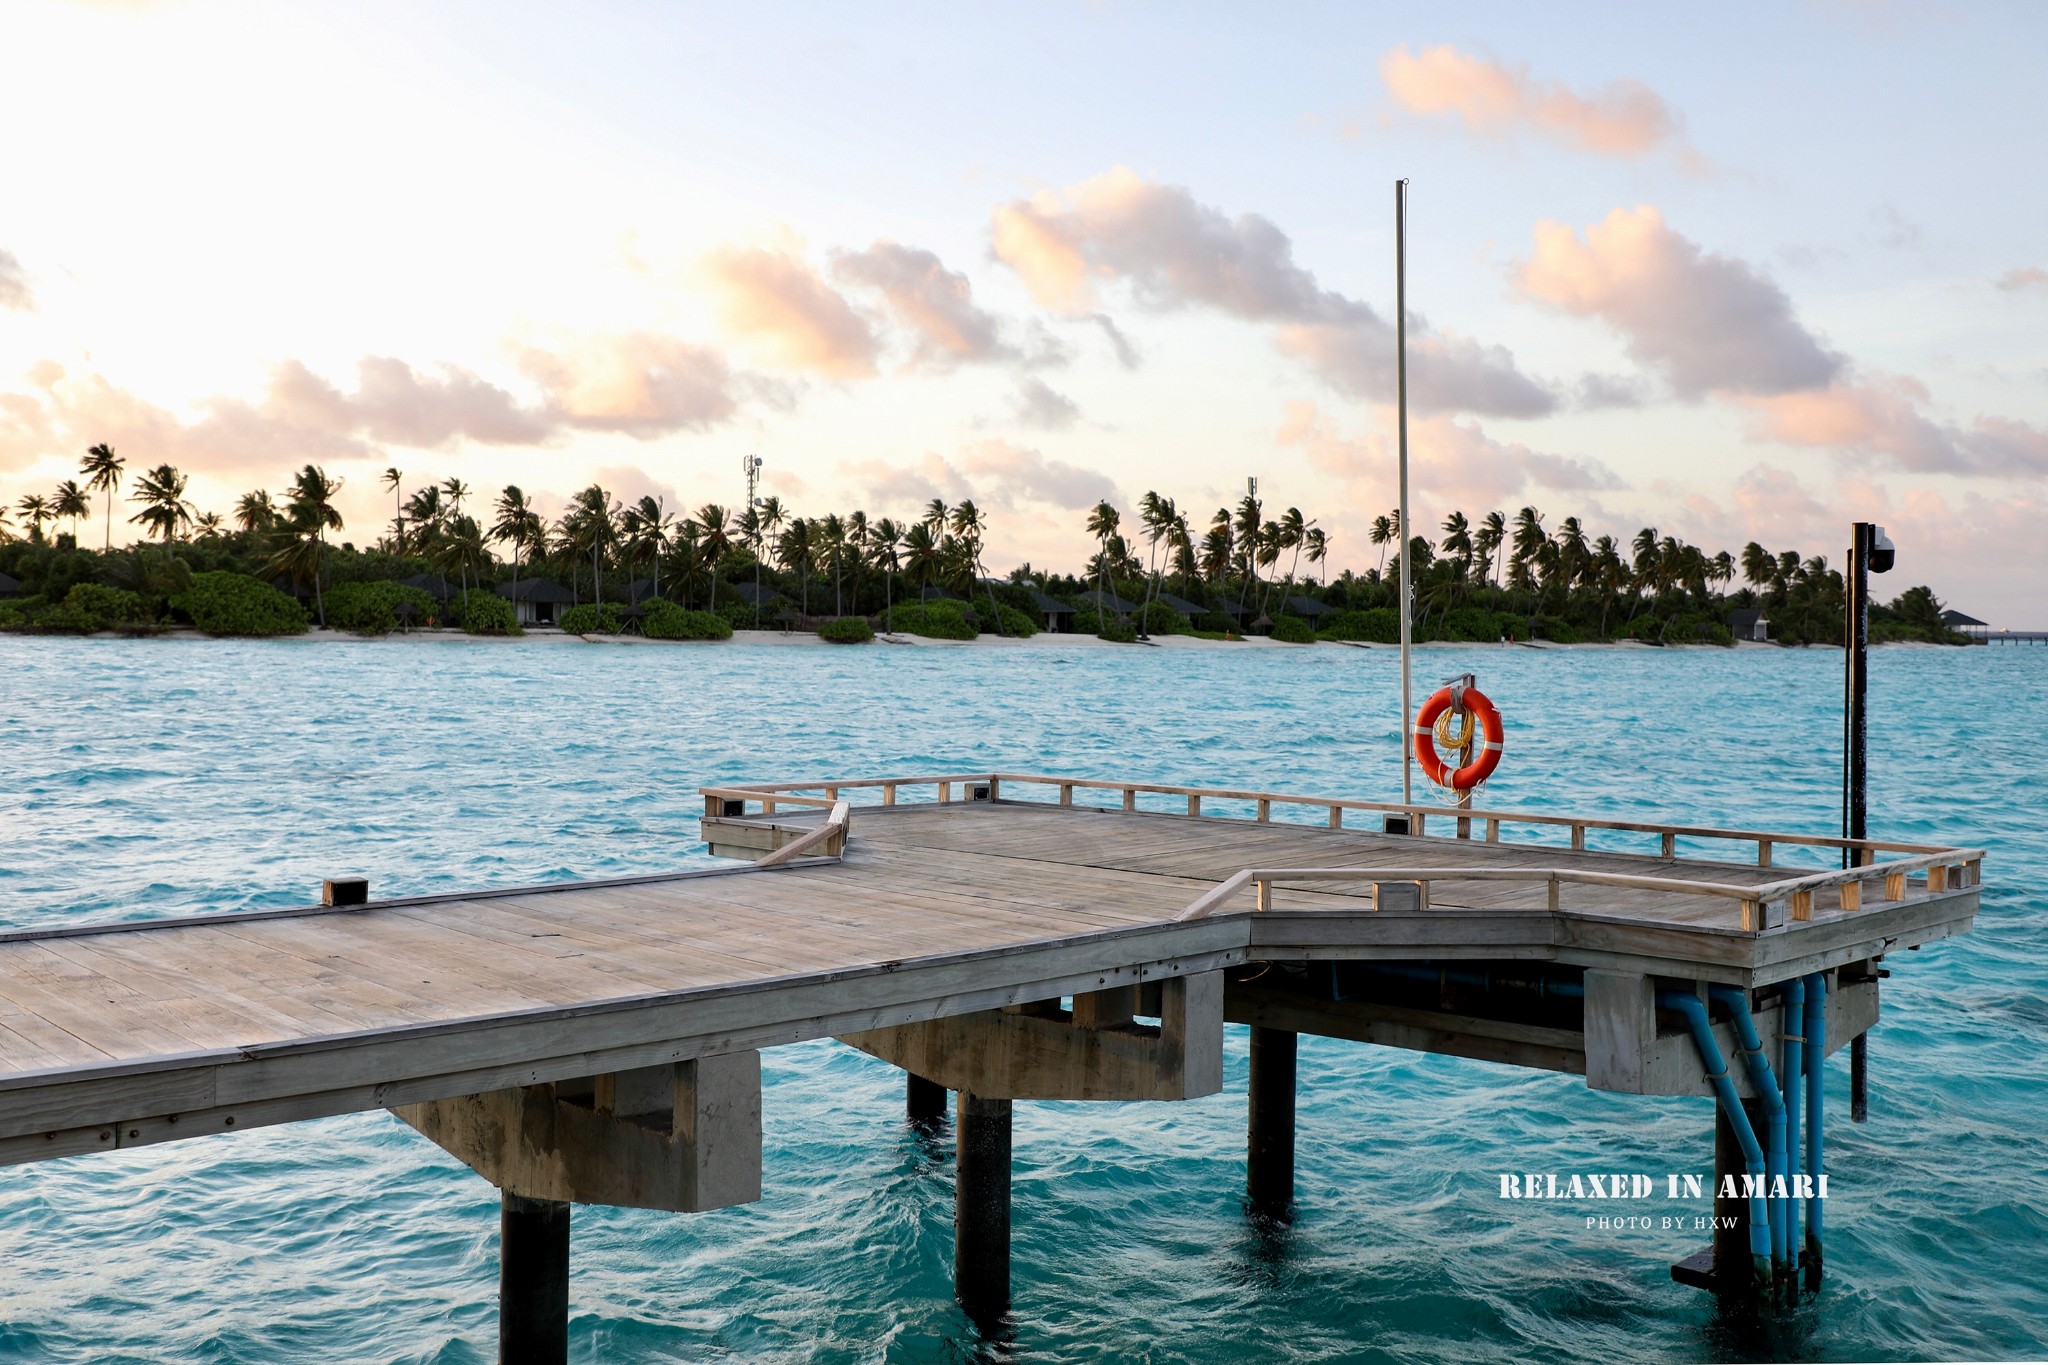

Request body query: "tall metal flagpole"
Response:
[1396, 179, 1413, 806]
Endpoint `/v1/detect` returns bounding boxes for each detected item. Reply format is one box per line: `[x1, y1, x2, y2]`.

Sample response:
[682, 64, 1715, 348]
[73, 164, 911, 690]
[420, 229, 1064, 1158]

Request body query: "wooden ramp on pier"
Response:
[0, 771, 1986, 1347]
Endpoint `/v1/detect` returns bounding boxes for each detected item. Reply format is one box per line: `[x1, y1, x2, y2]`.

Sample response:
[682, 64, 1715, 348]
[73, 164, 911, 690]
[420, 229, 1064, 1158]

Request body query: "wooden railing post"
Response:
[1660, 832, 1677, 859]
[1571, 825, 1586, 852]
[1059, 783, 1073, 806]
[1188, 794, 1202, 817]
[1123, 788, 1138, 813]
[1256, 799, 1271, 822]
[1256, 879, 1271, 912]
[1758, 839, 1773, 868]
[883, 784, 897, 807]
[1545, 875, 1560, 911]
[1327, 805, 1341, 830]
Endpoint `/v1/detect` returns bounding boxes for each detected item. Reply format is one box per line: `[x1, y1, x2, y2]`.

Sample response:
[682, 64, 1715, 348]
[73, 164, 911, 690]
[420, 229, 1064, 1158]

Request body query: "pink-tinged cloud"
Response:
[267, 357, 550, 448]
[836, 440, 1119, 519]
[1517, 206, 1843, 398]
[1279, 400, 1621, 517]
[0, 249, 32, 312]
[992, 168, 1555, 417]
[1666, 464, 2048, 627]
[1381, 45, 1702, 168]
[831, 242, 1011, 368]
[1008, 378, 1079, 431]
[519, 332, 748, 436]
[1996, 267, 2048, 293]
[702, 245, 880, 378]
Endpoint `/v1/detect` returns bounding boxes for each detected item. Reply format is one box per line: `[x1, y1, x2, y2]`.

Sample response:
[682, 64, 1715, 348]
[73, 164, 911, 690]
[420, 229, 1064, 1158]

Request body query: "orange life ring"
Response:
[1414, 685, 1503, 790]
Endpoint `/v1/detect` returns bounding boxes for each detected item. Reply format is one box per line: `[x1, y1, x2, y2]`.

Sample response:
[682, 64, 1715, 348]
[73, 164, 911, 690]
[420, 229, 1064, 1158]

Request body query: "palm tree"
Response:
[1304, 526, 1330, 585]
[1084, 501, 1121, 623]
[922, 498, 949, 542]
[15, 493, 53, 543]
[777, 517, 816, 614]
[53, 480, 91, 543]
[871, 517, 903, 623]
[81, 443, 125, 551]
[283, 464, 343, 626]
[491, 486, 543, 619]
[434, 515, 488, 616]
[1135, 492, 1175, 636]
[381, 467, 405, 551]
[694, 503, 731, 610]
[565, 485, 618, 603]
[949, 499, 1003, 634]
[898, 521, 938, 600]
[234, 490, 277, 535]
[620, 496, 672, 601]
[818, 512, 848, 615]
[1440, 511, 1473, 581]
[1369, 514, 1393, 578]
[127, 465, 193, 544]
[1475, 510, 1507, 586]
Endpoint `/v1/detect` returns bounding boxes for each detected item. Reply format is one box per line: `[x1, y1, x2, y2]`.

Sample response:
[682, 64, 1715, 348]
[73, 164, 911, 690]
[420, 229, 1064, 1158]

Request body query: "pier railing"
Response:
[698, 772, 1984, 931]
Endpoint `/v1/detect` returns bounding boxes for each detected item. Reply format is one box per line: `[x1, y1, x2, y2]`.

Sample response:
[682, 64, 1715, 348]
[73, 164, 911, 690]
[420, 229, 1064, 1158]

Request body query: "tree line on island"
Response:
[0, 448, 1967, 645]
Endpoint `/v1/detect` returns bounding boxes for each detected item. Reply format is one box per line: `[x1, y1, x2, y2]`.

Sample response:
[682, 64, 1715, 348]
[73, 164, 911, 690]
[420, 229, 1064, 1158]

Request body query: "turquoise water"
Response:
[1, 636, 2043, 1364]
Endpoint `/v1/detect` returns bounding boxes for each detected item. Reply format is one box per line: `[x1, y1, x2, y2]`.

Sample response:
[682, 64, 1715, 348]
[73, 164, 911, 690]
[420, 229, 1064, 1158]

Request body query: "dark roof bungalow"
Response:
[1024, 588, 1075, 632]
[919, 585, 962, 602]
[496, 577, 577, 626]
[1157, 592, 1209, 619]
[1942, 609, 1988, 634]
[727, 580, 787, 607]
[1077, 588, 1140, 615]
[0, 571, 22, 598]
[398, 573, 454, 602]
[1729, 608, 1770, 642]
[1283, 595, 1334, 620]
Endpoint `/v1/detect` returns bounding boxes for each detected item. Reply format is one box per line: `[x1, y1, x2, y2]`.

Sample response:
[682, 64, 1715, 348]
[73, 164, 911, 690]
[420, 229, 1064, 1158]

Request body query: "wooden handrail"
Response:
[698, 772, 1982, 892]
[753, 801, 850, 868]
[1172, 865, 1771, 922]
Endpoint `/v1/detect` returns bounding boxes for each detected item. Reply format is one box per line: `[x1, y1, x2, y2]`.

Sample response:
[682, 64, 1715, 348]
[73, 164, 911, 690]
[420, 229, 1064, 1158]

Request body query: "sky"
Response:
[3, 1, 2046, 622]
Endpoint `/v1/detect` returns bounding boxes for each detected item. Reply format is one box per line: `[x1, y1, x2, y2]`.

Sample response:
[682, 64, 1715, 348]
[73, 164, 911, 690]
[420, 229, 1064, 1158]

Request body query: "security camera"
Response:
[1870, 525, 1895, 574]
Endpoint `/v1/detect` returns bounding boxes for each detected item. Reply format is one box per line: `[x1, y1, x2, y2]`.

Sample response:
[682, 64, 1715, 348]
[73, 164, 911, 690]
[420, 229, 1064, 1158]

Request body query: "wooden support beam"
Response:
[394, 1052, 762, 1213]
[1070, 985, 1137, 1030]
[1583, 970, 1654, 1093]
[1839, 881, 1862, 912]
[840, 973, 1222, 1102]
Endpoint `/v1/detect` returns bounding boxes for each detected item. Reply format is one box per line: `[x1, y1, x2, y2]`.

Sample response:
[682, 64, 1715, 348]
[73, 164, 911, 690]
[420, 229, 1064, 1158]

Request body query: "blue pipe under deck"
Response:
[1659, 990, 1771, 1290]
[1780, 976, 1805, 1273]
[1804, 971, 1828, 1290]
[1709, 985, 1790, 1283]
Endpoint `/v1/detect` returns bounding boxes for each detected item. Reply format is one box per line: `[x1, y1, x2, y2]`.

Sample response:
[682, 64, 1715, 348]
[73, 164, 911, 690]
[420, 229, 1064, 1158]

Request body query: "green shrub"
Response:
[1532, 615, 1584, 644]
[1321, 607, 1399, 643]
[1618, 615, 1664, 642]
[977, 601, 1040, 637]
[817, 616, 874, 644]
[1268, 614, 1316, 643]
[882, 601, 977, 640]
[325, 580, 441, 634]
[1194, 612, 1241, 635]
[462, 592, 523, 636]
[169, 573, 306, 637]
[559, 602, 623, 635]
[1098, 620, 1139, 643]
[1664, 613, 1733, 647]
[1432, 607, 1504, 642]
[645, 600, 734, 640]
[1138, 600, 1189, 636]
[716, 598, 764, 630]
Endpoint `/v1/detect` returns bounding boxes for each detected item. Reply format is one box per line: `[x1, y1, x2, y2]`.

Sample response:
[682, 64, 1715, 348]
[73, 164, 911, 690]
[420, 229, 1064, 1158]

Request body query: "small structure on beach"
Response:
[1157, 591, 1209, 622]
[496, 578, 577, 626]
[1024, 589, 1074, 633]
[1077, 588, 1140, 620]
[1730, 608, 1772, 642]
[398, 573, 454, 604]
[1283, 595, 1334, 623]
[1941, 609, 1988, 641]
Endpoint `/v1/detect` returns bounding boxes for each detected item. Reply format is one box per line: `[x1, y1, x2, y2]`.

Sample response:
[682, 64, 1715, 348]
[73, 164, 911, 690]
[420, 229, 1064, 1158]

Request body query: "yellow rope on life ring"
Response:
[1433, 707, 1476, 754]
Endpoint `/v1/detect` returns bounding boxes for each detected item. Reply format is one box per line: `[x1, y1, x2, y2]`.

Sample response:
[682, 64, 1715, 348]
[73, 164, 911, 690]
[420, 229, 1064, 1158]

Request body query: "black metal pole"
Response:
[907, 1072, 947, 1126]
[500, 1193, 570, 1365]
[1843, 522, 1871, 867]
[1851, 1033, 1870, 1123]
[954, 1091, 1012, 1336]
[1246, 1026, 1298, 1222]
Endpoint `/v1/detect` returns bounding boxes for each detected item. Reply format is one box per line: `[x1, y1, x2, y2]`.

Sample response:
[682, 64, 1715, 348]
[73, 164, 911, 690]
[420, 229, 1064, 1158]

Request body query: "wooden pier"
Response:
[0, 772, 1984, 1355]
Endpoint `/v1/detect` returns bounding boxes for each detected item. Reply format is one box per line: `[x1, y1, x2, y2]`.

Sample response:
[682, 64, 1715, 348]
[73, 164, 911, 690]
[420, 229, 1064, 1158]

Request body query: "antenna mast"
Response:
[1396, 178, 1413, 806]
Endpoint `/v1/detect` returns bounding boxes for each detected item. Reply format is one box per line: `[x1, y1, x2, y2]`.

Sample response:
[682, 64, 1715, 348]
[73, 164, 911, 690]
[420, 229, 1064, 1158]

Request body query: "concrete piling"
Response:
[499, 1192, 570, 1365]
[1246, 1026, 1297, 1222]
[954, 1090, 1013, 1335]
